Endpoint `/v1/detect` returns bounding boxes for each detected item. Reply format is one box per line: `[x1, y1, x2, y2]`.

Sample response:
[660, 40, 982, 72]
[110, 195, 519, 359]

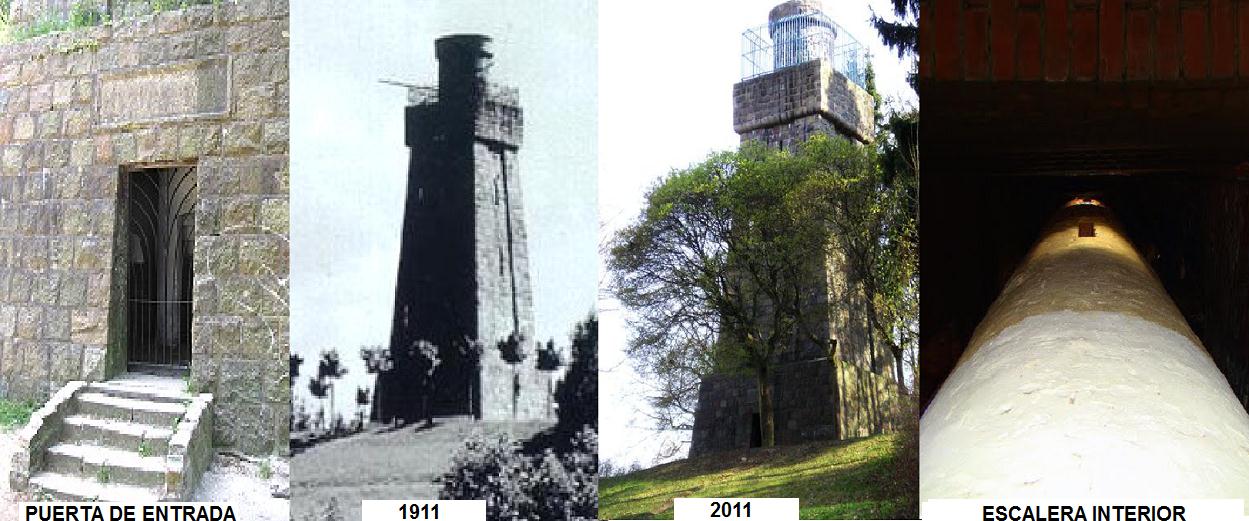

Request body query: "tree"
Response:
[290, 354, 303, 387]
[407, 339, 441, 426]
[536, 338, 562, 371]
[556, 314, 598, 431]
[608, 146, 830, 448]
[290, 354, 304, 431]
[795, 132, 917, 393]
[871, 0, 919, 89]
[316, 349, 348, 433]
[361, 345, 392, 424]
[308, 377, 329, 431]
[355, 386, 370, 430]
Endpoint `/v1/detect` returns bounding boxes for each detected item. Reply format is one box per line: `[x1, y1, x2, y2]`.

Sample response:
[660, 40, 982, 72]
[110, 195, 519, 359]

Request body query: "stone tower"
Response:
[377, 34, 550, 423]
[689, 1, 897, 456]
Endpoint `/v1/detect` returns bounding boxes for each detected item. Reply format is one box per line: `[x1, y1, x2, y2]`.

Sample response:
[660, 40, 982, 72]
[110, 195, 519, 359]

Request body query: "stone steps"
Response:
[62, 416, 174, 454]
[12, 376, 215, 501]
[44, 443, 167, 488]
[29, 472, 160, 503]
[75, 393, 186, 427]
[85, 381, 194, 404]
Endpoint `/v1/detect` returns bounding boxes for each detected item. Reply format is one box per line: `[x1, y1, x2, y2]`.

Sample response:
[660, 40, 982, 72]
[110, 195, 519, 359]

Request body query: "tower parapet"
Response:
[735, 0, 874, 146]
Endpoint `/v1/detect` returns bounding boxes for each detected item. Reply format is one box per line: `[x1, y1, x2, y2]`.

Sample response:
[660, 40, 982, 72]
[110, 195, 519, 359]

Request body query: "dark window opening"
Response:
[1078, 221, 1096, 237]
[126, 167, 196, 372]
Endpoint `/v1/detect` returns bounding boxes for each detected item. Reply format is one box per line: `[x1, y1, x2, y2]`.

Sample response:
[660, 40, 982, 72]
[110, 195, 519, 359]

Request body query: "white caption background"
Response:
[922, 499, 1247, 521]
[673, 498, 799, 520]
[361, 500, 486, 521]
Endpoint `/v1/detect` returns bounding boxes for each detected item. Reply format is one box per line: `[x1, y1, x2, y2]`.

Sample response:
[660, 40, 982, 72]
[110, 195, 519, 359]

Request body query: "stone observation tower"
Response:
[689, 1, 898, 456]
[375, 35, 554, 423]
[921, 201, 1249, 500]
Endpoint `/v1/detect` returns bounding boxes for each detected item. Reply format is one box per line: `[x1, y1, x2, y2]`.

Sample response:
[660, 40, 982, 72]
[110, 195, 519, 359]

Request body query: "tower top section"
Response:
[733, 2, 875, 145]
[768, 0, 825, 23]
[435, 34, 495, 87]
[741, 1, 865, 88]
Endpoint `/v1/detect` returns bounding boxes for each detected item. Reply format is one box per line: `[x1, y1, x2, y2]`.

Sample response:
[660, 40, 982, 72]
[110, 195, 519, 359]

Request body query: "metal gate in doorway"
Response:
[126, 167, 197, 371]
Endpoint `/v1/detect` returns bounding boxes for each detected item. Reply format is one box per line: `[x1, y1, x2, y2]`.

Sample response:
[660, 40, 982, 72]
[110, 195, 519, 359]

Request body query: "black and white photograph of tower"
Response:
[288, 1, 597, 520]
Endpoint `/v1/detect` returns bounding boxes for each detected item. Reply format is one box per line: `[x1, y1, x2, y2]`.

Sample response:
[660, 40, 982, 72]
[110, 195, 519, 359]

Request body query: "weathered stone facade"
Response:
[733, 58, 875, 146]
[691, 1, 898, 456]
[376, 35, 554, 424]
[0, 0, 289, 455]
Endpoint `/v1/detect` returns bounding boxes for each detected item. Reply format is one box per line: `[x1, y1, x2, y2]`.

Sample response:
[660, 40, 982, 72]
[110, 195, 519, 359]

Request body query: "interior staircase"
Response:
[8, 375, 214, 501]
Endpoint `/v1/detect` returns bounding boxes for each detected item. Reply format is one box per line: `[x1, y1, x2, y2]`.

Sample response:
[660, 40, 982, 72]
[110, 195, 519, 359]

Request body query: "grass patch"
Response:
[599, 433, 914, 520]
[0, 0, 219, 44]
[0, 398, 36, 430]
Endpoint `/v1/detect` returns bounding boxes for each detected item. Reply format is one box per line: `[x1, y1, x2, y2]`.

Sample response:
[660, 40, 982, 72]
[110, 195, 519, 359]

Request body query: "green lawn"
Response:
[0, 398, 35, 430]
[600, 433, 916, 520]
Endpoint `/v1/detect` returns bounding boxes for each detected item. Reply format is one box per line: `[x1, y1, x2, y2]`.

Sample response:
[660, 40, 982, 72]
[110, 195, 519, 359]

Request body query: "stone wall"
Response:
[691, 359, 840, 456]
[0, 0, 289, 455]
[8, 0, 222, 26]
[835, 361, 900, 439]
[733, 59, 874, 146]
[479, 350, 556, 422]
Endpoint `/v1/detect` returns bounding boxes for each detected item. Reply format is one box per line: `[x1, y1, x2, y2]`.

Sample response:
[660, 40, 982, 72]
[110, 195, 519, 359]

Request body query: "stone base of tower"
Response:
[478, 352, 557, 422]
[689, 358, 901, 456]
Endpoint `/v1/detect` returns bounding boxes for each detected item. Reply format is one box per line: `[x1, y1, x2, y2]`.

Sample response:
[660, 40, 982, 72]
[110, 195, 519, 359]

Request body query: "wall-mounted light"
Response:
[1066, 197, 1104, 207]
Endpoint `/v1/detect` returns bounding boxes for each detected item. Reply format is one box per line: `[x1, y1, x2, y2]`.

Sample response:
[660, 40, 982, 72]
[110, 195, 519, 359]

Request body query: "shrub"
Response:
[439, 426, 598, 521]
[556, 315, 597, 430]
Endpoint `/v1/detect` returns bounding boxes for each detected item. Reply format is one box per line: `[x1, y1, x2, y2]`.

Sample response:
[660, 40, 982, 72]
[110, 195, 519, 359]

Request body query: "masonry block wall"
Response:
[921, 0, 1249, 82]
[733, 60, 875, 147]
[473, 95, 548, 421]
[0, 0, 290, 455]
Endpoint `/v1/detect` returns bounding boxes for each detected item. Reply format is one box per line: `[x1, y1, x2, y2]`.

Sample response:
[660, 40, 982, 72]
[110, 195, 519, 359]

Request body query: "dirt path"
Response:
[291, 418, 552, 521]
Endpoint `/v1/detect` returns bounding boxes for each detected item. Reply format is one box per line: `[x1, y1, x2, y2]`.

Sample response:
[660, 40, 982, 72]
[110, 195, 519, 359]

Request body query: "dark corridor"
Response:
[126, 167, 197, 371]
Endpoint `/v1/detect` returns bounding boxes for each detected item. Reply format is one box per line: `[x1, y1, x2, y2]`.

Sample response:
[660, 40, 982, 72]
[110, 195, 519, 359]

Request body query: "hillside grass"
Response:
[600, 433, 915, 520]
[0, 399, 35, 430]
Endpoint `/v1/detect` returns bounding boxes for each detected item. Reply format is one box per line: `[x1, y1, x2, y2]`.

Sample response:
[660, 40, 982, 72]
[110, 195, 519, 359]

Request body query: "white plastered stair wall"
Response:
[920, 200, 1249, 504]
[8, 374, 214, 501]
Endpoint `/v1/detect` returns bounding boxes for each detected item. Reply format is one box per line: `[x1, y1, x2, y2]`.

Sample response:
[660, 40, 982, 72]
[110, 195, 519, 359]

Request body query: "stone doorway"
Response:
[124, 166, 198, 374]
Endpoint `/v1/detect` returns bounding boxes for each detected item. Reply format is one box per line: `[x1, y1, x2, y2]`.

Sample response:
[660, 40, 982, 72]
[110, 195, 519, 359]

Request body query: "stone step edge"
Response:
[76, 392, 190, 415]
[9, 381, 87, 492]
[86, 382, 195, 404]
[63, 415, 176, 441]
[28, 471, 160, 503]
[46, 443, 168, 474]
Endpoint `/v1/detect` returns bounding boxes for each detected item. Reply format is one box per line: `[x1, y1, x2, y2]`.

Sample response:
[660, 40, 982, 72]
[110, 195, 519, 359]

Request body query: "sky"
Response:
[290, 0, 597, 419]
[596, 0, 916, 468]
